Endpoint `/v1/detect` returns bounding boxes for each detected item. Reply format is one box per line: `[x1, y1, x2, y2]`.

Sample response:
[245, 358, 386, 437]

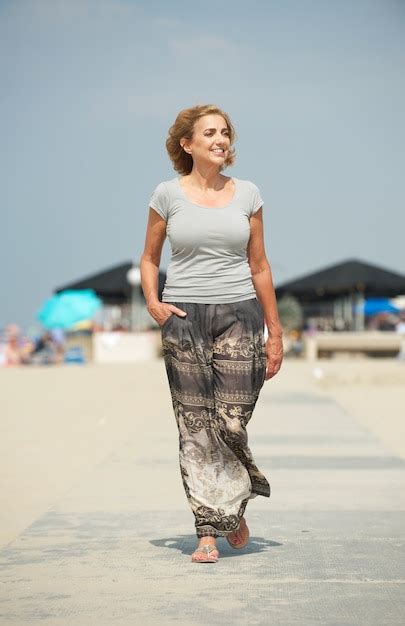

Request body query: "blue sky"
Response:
[1, 0, 404, 331]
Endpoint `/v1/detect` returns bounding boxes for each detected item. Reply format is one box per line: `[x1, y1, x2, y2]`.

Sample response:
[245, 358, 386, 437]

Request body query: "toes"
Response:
[192, 551, 218, 562]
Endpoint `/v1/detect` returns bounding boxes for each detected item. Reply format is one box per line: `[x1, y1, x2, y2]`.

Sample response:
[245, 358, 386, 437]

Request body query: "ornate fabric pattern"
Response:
[161, 298, 270, 538]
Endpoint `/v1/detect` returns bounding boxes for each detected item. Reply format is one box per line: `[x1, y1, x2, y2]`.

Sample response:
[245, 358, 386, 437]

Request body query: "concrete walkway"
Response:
[1, 359, 404, 625]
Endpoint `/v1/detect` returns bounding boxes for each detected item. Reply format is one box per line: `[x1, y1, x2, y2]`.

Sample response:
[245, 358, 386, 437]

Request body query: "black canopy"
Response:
[275, 258, 405, 299]
[54, 261, 166, 303]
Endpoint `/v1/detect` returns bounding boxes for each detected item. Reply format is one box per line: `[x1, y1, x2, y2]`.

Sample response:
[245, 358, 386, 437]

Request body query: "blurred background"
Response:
[1, 0, 404, 365]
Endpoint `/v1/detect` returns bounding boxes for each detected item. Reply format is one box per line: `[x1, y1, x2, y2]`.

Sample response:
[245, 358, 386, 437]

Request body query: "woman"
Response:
[140, 104, 283, 563]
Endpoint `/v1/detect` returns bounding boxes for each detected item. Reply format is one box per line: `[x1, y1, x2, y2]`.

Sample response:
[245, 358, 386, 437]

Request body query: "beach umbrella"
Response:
[70, 319, 94, 331]
[37, 289, 102, 329]
[354, 297, 400, 317]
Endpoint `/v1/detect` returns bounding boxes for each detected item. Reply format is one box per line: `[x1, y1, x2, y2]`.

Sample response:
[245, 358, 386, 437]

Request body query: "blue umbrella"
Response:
[354, 297, 400, 317]
[37, 289, 102, 329]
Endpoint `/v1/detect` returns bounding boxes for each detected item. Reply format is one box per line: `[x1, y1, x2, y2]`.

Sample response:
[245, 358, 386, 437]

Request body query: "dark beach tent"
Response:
[275, 258, 405, 299]
[54, 261, 167, 303]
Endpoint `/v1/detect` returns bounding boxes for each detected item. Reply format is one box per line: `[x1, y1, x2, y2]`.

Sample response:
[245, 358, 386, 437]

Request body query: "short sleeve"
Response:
[149, 182, 169, 221]
[250, 181, 264, 216]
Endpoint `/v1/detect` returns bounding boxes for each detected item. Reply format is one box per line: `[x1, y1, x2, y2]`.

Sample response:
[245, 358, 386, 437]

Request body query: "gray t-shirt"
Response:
[149, 176, 264, 303]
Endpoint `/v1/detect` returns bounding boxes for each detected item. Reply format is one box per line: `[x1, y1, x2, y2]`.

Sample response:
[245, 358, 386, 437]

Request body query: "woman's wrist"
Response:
[146, 296, 160, 308]
[266, 324, 283, 338]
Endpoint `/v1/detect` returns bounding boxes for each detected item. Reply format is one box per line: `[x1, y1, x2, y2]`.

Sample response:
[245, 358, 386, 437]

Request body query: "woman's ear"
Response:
[180, 139, 191, 154]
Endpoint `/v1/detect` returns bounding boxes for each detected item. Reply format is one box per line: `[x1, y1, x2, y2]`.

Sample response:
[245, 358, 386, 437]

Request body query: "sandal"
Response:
[191, 544, 219, 563]
[226, 517, 250, 549]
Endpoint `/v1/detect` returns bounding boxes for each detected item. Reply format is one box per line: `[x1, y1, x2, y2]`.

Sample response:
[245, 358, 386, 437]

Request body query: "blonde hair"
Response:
[166, 104, 237, 175]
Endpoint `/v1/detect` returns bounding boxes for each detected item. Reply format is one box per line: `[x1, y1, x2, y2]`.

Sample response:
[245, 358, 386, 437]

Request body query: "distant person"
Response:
[4, 324, 23, 366]
[379, 314, 397, 331]
[395, 314, 405, 335]
[396, 314, 405, 360]
[288, 329, 304, 357]
[50, 328, 65, 364]
[141, 104, 283, 563]
[30, 331, 58, 365]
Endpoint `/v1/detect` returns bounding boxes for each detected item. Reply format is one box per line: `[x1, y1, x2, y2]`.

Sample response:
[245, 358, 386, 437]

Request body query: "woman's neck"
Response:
[184, 167, 227, 191]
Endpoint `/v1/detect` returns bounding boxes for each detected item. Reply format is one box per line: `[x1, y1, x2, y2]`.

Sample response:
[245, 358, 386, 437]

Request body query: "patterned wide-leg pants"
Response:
[160, 297, 271, 538]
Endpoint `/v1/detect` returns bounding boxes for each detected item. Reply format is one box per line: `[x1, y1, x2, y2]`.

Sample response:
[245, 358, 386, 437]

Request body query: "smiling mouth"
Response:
[211, 149, 225, 155]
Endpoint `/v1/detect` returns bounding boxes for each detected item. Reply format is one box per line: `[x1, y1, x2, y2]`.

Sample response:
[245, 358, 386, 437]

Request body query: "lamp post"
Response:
[126, 265, 141, 332]
[353, 284, 365, 331]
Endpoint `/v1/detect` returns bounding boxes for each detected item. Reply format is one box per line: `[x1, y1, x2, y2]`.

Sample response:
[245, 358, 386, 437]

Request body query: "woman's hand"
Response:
[147, 301, 187, 327]
[264, 334, 283, 380]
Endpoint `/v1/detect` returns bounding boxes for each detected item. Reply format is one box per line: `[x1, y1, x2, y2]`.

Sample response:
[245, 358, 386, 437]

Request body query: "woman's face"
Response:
[182, 114, 231, 168]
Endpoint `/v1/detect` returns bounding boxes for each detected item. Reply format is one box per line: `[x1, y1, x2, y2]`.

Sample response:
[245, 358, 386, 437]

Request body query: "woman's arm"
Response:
[140, 209, 187, 326]
[247, 207, 283, 379]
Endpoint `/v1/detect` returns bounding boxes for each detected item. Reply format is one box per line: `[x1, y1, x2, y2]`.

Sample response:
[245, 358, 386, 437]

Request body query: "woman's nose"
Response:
[214, 136, 226, 146]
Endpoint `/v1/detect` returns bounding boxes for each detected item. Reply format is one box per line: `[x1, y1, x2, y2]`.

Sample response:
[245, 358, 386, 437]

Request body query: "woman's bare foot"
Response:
[226, 517, 250, 549]
[191, 537, 219, 562]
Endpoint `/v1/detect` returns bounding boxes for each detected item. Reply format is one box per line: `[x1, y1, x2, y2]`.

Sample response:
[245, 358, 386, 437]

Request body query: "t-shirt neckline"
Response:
[176, 176, 238, 209]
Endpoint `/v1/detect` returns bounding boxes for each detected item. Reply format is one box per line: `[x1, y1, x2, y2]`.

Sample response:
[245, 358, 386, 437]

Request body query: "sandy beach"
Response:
[311, 357, 405, 460]
[1, 356, 403, 548]
[1, 354, 404, 624]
